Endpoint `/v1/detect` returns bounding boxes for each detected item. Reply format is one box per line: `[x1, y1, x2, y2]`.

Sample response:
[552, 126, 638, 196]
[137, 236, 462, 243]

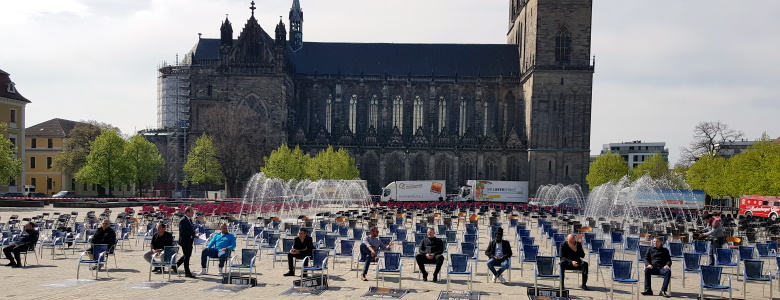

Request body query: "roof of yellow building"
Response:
[26, 118, 85, 137]
[0, 69, 31, 103]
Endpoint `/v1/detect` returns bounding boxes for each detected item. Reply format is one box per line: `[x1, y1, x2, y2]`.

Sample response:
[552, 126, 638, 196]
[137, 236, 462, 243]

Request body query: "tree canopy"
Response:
[52, 123, 102, 174]
[261, 143, 309, 181]
[630, 152, 670, 181]
[305, 146, 360, 180]
[182, 134, 223, 186]
[0, 123, 22, 184]
[75, 130, 130, 196]
[125, 135, 164, 196]
[586, 152, 629, 190]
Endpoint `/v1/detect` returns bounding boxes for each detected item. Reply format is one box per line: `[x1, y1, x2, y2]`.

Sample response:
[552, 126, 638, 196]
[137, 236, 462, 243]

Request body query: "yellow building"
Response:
[0, 69, 30, 193]
[25, 119, 82, 196]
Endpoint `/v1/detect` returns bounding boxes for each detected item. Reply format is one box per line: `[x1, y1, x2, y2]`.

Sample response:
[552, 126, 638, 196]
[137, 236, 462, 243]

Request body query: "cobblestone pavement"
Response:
[1, 206, 776, 299]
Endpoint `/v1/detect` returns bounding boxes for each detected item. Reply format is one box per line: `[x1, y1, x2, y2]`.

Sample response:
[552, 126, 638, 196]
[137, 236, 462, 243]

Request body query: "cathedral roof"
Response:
[288, 42, 519, 77]
[187, 39, 520, 77]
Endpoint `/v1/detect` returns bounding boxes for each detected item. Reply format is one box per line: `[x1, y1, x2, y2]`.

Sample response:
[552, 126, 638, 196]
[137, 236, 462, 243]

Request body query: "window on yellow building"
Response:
[47, 177, 53, 190]
[48, 138, 53, 148]
[46, 157, 52, 169]
[30, 157, 36, 169]
[10, 109, 16, 123]
[30, 178, 36, 191]
[31, 138, 36, 148]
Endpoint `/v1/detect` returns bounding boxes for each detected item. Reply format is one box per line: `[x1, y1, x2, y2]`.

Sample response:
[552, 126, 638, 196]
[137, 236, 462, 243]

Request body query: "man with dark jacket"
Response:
[284, 227, 316, 277]
[87, 219, 116, 260]
[485, 227, 512, 283]
[416, 227, 445, 282]
[144, 222, 174, 273]
[176, 206, 197, 278]
[560, 233, 589, 290]
[642, 237, 672, 298]
[3, 222, 38, 268]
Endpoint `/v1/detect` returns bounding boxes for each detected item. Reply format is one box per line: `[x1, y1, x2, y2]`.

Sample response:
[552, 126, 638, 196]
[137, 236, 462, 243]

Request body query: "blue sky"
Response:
[1, 0, 777, 164]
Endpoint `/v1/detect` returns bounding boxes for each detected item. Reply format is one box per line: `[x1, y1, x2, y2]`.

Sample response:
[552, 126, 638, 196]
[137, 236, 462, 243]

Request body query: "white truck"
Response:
[381, 180, 446, 202]
[458, 180, 529, 203]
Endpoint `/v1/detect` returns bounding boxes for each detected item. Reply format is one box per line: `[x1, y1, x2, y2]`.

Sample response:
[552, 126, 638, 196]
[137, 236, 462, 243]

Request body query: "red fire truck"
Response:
[739, 195, 780, 220]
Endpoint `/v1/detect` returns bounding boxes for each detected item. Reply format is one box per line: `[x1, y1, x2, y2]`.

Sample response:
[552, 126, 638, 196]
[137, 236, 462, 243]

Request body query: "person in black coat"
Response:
[416, 227, 445, 282]
[560, 233, 589, 290]
[485, 227, 512, 283]
[3, 222, 38, 268]
[642, 237, 672, 297]
[176, 206, 197, 278]
[144, 223, 174, 273]
[87, 219, 116, 260]
[284, 228, 315, 276]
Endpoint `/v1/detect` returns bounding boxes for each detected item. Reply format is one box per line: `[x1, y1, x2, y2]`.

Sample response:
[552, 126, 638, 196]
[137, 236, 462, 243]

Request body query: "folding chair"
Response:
[610, 260, 639, 300]
[376, 252, 402, 289]
[302, 249, 329, 287]
[742, 259, 772, 299]
[447, 253, 473, 291]
[681, 252, 702, 288]
[700, 265, 732, 300]
[334, 239, 355, 269]
[519, 244, 539, 276]
[534, 256, 562, 294]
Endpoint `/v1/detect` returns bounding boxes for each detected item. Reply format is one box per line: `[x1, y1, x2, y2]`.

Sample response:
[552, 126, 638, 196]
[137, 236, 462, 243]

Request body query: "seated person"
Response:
[359, 226, 393, 281]
[560, 233, 589, 290]
[3, 222, 38, 268]
[87, 219, 117, 262]
[197, 223, 236, 275]
[416, 227, 444, 282]
[144, 222, 174, 273]
[284, 228, 315, 277]
[485, 227, 512, 283]
[642, 237, 672, 298]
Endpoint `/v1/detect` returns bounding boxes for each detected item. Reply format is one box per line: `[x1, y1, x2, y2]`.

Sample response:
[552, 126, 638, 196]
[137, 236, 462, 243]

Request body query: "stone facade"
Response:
[165, 0, 594, 195]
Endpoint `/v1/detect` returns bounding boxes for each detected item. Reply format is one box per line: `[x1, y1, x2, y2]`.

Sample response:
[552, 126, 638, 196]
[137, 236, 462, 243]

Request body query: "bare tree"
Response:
[200, 103, 270, 197]
[678, 121, 744, 165]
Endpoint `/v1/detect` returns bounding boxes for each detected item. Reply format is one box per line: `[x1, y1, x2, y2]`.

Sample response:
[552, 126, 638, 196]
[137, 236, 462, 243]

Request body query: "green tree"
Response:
[261, 143, 309, 181]
[630, 152, 670, 180]
[305, 146, 360, 180]
[687, 155, 731, 197]
[586, 152, 629, 189]
[125, 135, 164, 196]
[0, 123, 22, 184]
[182, 134, 223, 186]
[52, 123, 102, 174]
[75, 130, 130, 196]
[728, 133, 780, 196]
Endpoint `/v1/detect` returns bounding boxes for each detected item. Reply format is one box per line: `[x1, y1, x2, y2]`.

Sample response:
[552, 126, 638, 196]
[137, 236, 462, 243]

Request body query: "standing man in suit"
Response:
[177, 206, 197, 278]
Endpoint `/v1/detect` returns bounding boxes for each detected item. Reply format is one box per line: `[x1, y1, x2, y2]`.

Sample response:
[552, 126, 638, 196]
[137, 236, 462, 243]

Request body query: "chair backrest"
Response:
[401, 241, 416, 257]
[241, 248, 257, 265]
[524, 245, 539, 261]
[756, 243, 772, 257]
[693, 240, 709, 254]
[463, 234, 478, 244]
[738, 246, 755, 261]
[465, 225, 477, 235]
[554, 241, 563, 256]
[536, 256, 556, 275]
[744, 259, 764, 279]
[553, 233, 566, 243]
[324, 235, 337, 249]
[253, 226, 264, 237]
[437, 224, 448, 235]
[395, 229, 408, 241]
[683, 252, 702, 271]
[289, 224, 300, 235]
[338, 225, 349, 237]
[414, 232, 426, 245]
[162, 246, 178, 262]
[668, 242, 684, 257]
[352, 228, 364, 240]
[92, 244, 109, 261]
[584, 232, 596, 244]
[383, 252, 401, 270]
[700, 265, 724, 286]
[338, 240, 355, 255]
[266, 233, 281, 247]
[590, 239, 605, 252]
[312, 249, 329, 267]
[637, 245, 651, 261]
[611, 260, 633, 280]
[625, 237, 640, 251]
[716, 248, 734, 265]
[518, 229, 531, 238]
[281, 238, 295, 252]
[460, 242, 476, 259]
[379, 236, 392, 246]
[388, 224, 399, 235]
[521, 236, 535, 246]
[768, 240, 779, 252]
[599, 248, 616, 266]
[445, 230, 458, 243]
[450, 253, 469, 272]
[610, 231, 623, 243]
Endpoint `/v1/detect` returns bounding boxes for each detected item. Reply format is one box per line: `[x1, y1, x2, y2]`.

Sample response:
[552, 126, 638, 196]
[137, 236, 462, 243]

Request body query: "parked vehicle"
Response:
[739, 195, 780, 220]
[381, 180, 446, 202]
[26, 192, 47, 198]
[0, 192, 25, 198]
[457, 180, 529, 203]
[52, 191, 77, 198]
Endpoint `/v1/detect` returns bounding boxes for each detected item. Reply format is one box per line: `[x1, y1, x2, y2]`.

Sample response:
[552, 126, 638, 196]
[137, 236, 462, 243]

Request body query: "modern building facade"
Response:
[0, 69, 30, 193]
[600, 141, 669, 169]
[157, 0, 595, 194]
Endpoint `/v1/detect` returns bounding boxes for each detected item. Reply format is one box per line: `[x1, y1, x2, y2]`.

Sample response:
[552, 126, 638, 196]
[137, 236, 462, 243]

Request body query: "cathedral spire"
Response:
[275, 16, 287, 47]
[288, 0, 303, 51]
[220, 14, 233, 46]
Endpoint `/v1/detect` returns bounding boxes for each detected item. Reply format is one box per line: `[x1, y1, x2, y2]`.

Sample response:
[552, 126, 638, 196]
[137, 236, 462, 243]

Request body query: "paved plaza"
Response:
[1, 205, 775, 299]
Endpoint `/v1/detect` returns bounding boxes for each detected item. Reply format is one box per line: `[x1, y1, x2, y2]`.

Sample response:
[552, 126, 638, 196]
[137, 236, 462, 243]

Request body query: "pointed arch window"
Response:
[458, 97, 467, 136]
[325, 95, 333, 132]
[369, 95, 379, 130]
[348, 94, 357, 133]
[483, 102, 490, 136]
[393, 96, 404, 133]
[555, 26, 572, 63]
[413, 96, 424, 132]
[437, 96, 447, 133]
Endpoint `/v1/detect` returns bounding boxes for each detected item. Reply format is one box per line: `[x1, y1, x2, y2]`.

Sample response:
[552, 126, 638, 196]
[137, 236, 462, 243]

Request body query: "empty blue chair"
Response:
[588, 239, 605, 262]
[583, 232, 596, 247]
[534, 256, 562, 293]
[394, 229, 408, 242]
[463, 234, 478, 244]
[400, 241, 418, 273]
[273, 238, 295, 268]
[376, 252, 402, 289]
[334, 239, 355, 269]
[597, 248, 616, 281]
[693, 240, 709, 255]
[714, 248, 739, 278]
[445, 230, 458, 244]
[301, 249, 330, 286]
[350, 228, 364, 241]
[742, 259, 773, 299]
[738, 246, 756, 261]
[610, 260, 639, 300]
[610, 231, 624, 250]
[681, 252, 703, 288]
[459, 242, 479, 277]
[520, 244, 539, 276]
[227, 248, 257, 283]
[447, 253, 474, 291]
[755, 243, 776, 259]
[699, 265, 732, 300]
[668, 242, 684, 259]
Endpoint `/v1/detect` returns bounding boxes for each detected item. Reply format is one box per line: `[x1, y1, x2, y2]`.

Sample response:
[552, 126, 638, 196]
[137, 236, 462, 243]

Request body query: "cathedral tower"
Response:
[288, 0, 303, 51]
